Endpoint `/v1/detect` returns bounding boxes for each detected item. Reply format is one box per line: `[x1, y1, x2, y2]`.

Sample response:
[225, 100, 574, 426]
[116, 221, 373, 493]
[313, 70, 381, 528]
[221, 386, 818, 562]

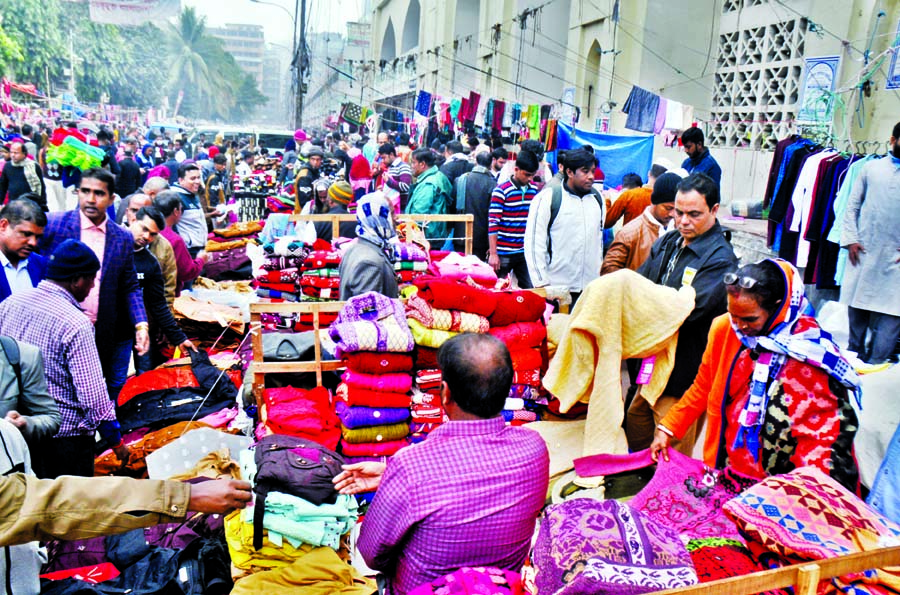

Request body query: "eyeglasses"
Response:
[723, 272, 758, 289]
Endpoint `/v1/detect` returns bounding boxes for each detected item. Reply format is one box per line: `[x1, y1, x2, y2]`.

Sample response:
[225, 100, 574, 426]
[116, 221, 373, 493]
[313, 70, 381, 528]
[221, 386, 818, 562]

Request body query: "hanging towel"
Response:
[449, 99, 462, 122]
[466, 91, 481, 121]
[653, 97, 668, 134]
[664, 99, 684, 130]
[622, 86, 661, 133]
[484, 99, 495, 129]
[458, 98, 469, 123]
[527, 104, 541, 139]
[492, 100, 506, 134]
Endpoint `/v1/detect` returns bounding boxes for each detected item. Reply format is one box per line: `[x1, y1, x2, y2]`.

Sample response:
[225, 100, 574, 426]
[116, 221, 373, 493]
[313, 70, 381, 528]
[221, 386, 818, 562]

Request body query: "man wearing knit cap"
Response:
[604, 159, 672, 229]
[314, 181, 358, 243]
[0, 239, 131, 478]
[601, 171, 683, 275]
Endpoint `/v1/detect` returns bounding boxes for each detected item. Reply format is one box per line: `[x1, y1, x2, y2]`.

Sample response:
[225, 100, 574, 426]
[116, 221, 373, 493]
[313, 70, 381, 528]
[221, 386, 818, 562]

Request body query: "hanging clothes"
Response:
[527, 104, 541, 140]
[492, 100, 506, 135]
[449, 99, 462, 123]
[653, 97, 668, 134]
[621, 86, 661, 134]
[415, 90, 433, 118]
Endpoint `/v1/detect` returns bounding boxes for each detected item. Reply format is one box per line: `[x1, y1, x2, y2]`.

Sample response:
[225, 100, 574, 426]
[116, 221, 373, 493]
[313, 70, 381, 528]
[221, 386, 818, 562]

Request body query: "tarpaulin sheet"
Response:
[548, 122, 654, 189]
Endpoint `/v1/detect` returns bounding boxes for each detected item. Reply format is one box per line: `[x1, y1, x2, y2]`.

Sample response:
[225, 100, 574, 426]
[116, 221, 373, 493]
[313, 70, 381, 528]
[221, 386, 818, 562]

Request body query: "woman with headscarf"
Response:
[339, 192, 398, 300]
[650, 258, 861, 491]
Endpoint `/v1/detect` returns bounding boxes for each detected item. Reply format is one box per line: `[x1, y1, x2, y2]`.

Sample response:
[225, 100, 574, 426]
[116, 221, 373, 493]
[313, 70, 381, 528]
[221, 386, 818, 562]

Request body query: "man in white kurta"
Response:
[840, 122, 900, 363]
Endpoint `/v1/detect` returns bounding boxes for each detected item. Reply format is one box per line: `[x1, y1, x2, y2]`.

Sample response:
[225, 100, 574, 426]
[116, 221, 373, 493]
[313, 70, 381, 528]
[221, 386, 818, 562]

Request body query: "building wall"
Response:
[368, 0, 900, 203]
[210, 23, 266, 90]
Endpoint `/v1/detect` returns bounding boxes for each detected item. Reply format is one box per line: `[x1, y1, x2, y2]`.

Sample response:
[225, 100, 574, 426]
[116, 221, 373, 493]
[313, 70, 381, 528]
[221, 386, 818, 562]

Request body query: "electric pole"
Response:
[294, 0, 307, 129]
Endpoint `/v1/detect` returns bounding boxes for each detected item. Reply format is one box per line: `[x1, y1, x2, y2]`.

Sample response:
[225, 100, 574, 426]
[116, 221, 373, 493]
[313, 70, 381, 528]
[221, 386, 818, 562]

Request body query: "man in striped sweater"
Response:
[488, 150, 539, 288]
[377, 143, 412, 212]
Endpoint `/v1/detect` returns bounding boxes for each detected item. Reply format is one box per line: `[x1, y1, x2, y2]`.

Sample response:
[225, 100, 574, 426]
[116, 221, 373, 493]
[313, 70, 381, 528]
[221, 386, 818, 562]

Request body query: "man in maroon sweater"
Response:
[152, 190, 207, 294]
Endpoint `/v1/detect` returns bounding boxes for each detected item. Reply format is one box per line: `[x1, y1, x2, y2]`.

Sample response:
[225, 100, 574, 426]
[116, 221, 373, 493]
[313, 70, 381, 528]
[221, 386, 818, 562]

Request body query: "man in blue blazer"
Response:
[0, 197, 48, 303]
[39, 168, 148, 402]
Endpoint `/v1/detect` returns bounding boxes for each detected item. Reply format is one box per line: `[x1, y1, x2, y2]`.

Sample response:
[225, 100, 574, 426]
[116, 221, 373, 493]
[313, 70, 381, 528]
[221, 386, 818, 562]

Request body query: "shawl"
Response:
[355, 192, 397, 263]
[7, 158, 41, 195]
[732, 259, 860, 457]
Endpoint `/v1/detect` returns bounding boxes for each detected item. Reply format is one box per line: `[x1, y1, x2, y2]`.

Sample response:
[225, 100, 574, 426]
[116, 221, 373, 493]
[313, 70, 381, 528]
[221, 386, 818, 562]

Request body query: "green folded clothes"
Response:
[301, 268, 341, 278]
[340, 421, 410, 444]
[394, 261, 428, 271]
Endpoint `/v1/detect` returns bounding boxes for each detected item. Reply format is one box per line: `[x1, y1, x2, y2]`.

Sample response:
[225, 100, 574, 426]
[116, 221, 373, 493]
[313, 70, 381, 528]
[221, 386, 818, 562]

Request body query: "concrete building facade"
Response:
[366, 0, 900, 204]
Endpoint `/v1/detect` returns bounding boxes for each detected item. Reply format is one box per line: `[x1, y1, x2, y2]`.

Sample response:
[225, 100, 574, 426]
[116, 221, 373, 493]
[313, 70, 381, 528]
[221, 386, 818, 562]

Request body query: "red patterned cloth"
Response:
[686, 538, 789, 594]
[257, 282, 297, 293]
[299, 276, 341, 289]
[41, 563, 120, 584]
[512, 369, 542, 387]
[509, 348, 543, 372]
[414, 278, 498, 317]
[292, 311, 339, 331]
[490, 291, 547, 327]
[489, 322, 547, 349]
[302, 250, 342, 270]
[414, 346, 439, 370]
[344, 352, 414, 374]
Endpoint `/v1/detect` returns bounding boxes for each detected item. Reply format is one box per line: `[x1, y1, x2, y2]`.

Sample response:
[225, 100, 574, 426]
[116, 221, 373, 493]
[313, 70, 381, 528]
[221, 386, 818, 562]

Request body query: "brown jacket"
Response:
[0, 473, 189, 546]
[601, 207, 665, 275]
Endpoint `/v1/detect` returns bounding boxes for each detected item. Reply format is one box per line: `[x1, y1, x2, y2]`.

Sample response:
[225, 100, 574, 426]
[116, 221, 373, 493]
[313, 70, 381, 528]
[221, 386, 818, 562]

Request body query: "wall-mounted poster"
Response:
[797, 55, 841, 124]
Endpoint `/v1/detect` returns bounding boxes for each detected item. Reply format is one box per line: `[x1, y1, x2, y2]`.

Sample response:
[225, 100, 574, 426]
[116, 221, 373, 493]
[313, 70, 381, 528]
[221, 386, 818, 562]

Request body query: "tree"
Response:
[0, 21, 24, 74]
[229, 72, 269, 122]
[0, 0, 66, 84]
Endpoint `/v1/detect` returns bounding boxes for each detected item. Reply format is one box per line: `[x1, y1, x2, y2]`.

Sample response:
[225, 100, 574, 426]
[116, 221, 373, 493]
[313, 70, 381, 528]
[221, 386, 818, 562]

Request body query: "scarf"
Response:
[732, 259, 861, 458]
[8, 158, 41, 195]
[355, 191, 397, 263]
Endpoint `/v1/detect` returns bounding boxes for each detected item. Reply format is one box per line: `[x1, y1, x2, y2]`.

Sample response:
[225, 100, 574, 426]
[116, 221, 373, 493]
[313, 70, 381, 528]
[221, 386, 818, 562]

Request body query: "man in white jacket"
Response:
[524, 146, 604, 306]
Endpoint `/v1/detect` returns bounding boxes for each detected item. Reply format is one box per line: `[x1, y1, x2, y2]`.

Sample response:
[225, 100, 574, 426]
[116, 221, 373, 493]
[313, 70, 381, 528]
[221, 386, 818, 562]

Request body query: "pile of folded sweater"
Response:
[488, 290, 549, 425]
[256, 236, 311, 301]
[405, 278, 497, 440]
[329, 292, 415, 463]
[256, 386, 341, 451]
[299, 248, 342, 302]
[392, 241, 430, 286]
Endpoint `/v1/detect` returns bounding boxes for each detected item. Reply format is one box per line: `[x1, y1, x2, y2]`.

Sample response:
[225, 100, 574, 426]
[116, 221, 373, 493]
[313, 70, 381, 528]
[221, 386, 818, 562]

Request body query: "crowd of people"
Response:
[0, 112, 898, 594]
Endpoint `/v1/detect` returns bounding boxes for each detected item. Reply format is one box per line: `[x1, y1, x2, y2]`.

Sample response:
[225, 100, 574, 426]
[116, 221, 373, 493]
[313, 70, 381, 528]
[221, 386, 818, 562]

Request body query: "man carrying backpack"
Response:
[524, 146, 605, 306]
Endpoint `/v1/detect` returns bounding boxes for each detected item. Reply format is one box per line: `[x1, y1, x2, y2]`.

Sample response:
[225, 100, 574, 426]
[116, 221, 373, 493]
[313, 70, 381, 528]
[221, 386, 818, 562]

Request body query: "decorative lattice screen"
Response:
[709, 1, 806, 150]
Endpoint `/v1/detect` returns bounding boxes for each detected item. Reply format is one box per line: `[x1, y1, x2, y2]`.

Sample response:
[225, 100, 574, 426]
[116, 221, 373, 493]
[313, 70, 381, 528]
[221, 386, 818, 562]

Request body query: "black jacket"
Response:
[314, 205, 357, 243]
[637, 221, 737, 397]
[117, 157, 142, 198]
[0, 160, 46, 209]
[462, 166, 497, 259]
[133, 247, 187, 346]
[440, 157, 473, 210]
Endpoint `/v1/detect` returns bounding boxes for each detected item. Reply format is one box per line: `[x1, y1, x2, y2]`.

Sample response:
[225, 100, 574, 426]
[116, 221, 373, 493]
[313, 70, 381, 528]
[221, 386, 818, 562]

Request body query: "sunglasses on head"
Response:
[723, 272, 758, 289]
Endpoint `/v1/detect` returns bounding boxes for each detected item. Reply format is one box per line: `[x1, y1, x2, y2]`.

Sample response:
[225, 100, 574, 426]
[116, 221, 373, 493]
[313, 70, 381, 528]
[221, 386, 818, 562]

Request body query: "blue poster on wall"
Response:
[549, 122, 654, 189]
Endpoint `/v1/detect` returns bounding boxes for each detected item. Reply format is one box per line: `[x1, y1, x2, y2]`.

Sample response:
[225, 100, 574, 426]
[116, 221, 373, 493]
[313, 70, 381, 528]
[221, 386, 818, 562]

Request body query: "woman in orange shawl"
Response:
[650, 258, 861, 491]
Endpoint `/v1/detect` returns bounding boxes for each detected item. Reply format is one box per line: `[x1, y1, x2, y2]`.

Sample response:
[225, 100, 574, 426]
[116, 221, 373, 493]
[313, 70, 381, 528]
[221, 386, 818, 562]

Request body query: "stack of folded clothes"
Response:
[406, 278, 495, 352]
[256, 236, 311, 301]
[488, 290, 549, 425]
[392, 241, 430, 285]
[410, 369, 444, 443]
[299, 248, 342, 302]
[256, 386, 341, 450]
[329, 292, 415, 461]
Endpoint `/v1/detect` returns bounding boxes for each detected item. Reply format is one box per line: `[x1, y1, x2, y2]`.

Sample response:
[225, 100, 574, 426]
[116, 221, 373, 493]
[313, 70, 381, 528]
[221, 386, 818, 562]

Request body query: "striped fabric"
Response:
[488, 180, 537, 255]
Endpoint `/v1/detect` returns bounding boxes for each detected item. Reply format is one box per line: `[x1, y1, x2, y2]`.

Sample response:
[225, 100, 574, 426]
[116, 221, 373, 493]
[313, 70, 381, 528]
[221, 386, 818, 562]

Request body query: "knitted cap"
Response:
[328, 181, 353, 205]
[45, 239, 100, 280]
[651, 172, 682, 205]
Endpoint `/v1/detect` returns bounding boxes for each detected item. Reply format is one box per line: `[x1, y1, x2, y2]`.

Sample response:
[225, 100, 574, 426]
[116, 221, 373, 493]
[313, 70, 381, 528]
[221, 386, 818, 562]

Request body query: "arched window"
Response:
[401, 0, 420, 53]
[381, 18, 397, 61]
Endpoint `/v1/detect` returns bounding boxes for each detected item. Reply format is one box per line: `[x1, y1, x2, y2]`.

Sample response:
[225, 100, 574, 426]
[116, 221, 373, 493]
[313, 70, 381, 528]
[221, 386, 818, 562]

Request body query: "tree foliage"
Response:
[0, 0, 268, 121]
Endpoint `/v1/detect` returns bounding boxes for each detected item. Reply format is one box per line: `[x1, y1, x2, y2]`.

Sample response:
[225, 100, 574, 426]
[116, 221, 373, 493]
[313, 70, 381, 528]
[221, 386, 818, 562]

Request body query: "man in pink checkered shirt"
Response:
[334, 333, 549, 595]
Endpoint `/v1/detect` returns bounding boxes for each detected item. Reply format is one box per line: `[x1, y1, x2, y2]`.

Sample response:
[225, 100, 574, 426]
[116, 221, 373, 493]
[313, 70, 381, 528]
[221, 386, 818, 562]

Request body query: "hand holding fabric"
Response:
[847, 242, 865, 266]
[649, 429, 671, 462]
[188, 479, 253, 513]
[332, 462, 387, 494]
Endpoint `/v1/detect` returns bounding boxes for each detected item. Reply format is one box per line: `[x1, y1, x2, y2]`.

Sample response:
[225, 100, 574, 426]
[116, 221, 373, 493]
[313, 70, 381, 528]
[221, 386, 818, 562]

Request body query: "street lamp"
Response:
[249, 0, 305, 128]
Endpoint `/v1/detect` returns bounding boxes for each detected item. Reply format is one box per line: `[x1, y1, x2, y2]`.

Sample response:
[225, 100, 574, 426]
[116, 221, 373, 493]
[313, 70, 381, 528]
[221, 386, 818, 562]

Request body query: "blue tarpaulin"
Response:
[548, 123, 654, 189]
